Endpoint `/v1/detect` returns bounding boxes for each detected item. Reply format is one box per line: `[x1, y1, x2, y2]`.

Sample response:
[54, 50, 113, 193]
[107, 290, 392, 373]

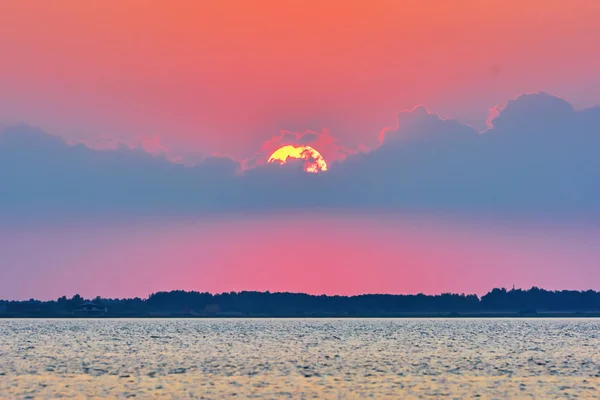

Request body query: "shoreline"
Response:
[2, 312, 600, 319]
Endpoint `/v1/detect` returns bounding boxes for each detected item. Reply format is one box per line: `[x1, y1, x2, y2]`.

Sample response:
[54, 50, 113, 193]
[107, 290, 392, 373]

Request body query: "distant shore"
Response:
[2, 287, 599, 318]
[2, 311, 600, 319]
[0, 312, 600, 320]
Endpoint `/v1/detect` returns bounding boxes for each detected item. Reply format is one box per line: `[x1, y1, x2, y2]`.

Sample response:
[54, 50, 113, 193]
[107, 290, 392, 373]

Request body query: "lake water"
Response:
[1, 319, 599, 398]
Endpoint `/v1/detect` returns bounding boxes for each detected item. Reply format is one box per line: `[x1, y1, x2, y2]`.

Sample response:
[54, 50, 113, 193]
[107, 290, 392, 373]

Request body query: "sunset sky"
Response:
[1, 1, 599, 299]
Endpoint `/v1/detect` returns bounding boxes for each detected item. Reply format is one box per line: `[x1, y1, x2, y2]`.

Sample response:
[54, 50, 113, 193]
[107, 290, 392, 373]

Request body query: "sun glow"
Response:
[268, 145, 328, 173]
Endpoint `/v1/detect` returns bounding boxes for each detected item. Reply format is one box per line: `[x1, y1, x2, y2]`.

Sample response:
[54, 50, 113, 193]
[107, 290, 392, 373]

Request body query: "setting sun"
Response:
[268, 145, 328, 173]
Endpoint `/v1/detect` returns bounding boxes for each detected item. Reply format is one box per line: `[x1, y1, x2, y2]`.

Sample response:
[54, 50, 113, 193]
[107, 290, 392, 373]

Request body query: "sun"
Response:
[268, 145, 328, 173]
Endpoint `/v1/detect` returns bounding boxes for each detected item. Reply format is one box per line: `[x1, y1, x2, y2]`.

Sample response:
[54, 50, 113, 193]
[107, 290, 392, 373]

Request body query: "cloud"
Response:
[67, 134, 190, 164]
[0, 124, 241, 216]
[485, 106, 502, 129]
[1, 92, 599, 218]
[339, 92, 600, 213]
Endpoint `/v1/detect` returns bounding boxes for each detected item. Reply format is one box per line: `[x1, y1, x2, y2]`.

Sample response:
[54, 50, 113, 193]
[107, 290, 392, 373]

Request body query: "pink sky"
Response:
[2, 214, 598, 300]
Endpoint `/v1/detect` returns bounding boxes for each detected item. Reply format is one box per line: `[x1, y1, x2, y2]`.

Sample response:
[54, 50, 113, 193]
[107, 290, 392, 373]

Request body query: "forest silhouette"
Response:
[1, 287, 600, 317]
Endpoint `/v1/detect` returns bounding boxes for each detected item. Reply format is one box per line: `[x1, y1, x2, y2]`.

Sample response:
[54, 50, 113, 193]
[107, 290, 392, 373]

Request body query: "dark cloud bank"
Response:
[1, 93, 599, 218]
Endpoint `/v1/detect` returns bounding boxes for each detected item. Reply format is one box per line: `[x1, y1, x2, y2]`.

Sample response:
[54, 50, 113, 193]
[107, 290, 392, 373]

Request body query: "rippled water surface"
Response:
[1, 319, 599, 398]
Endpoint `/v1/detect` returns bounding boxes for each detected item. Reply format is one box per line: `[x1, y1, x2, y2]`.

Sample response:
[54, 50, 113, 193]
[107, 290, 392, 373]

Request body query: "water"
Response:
[1, 319, 599, 398]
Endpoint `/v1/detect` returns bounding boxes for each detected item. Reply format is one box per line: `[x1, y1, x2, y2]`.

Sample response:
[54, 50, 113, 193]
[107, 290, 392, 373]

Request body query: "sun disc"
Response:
[268, 145, 328, 173]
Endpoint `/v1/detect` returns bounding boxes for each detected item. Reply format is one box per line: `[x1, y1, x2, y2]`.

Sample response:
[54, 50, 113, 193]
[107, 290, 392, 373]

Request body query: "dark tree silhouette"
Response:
[1, 287, 599, 317]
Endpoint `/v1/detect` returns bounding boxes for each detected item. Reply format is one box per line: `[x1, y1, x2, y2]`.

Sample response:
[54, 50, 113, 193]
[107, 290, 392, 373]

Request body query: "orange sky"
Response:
[1, 0, 599, 158]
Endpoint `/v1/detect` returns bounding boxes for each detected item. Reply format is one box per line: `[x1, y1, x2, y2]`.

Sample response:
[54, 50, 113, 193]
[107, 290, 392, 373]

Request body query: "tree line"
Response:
[1, 287, 599, 317]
